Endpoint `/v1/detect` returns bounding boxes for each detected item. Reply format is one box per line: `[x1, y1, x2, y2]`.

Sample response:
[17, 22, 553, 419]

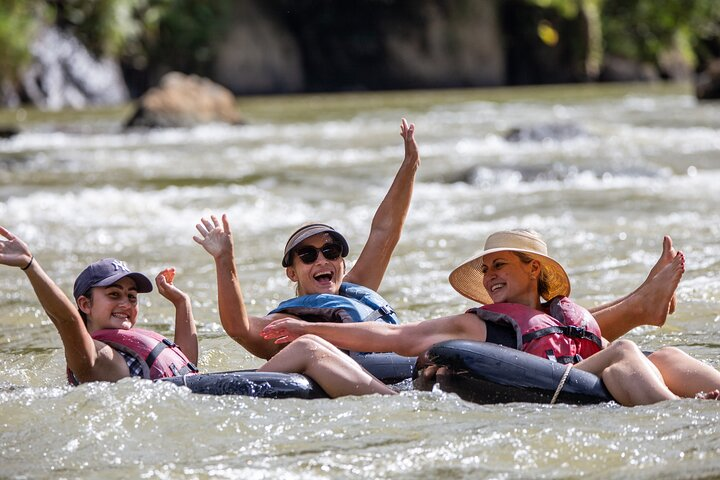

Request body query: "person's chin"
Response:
[310, 279, 339, 295]
[489, 292, 507, 304]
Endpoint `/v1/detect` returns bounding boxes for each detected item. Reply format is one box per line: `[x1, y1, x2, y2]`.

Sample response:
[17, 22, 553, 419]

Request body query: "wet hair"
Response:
[513, 251, 551, 299]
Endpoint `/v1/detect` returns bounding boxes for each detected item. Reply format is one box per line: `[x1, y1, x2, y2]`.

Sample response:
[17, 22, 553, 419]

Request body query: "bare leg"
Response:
[648, 347, 720, 398]
[592, 250, 684, 342]
[575, 339, 678, 406]
[258, 334, 397, 398]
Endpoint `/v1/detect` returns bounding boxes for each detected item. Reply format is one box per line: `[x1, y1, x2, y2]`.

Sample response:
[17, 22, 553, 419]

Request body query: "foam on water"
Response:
[3, 87, 720, 478]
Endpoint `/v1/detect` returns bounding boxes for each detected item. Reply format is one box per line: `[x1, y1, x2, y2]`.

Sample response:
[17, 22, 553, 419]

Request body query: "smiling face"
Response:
[286, 233, 346, 296]
[480, 251, 541, 308]
[77, 276, 140, 332]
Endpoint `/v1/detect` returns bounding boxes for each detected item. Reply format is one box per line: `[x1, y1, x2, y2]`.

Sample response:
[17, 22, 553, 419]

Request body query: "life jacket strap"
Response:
[523, 326, 603, 349]
[145, 338, 174, 369]
[179, 362, 199, 375]
[361, 305, 396, 323]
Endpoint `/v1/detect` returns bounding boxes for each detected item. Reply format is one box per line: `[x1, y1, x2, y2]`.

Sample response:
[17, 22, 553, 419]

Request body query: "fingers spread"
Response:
[195, 222, 209, 236]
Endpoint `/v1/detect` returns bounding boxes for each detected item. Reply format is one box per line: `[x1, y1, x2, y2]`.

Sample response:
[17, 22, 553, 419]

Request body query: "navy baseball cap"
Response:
[73, 258, 153, 300]
[282, 223, 349, 267]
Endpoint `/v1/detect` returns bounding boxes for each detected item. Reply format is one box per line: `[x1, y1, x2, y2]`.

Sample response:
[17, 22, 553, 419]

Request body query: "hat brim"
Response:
[449, 247, 570, 305]
[93, 271, 153, 294]
[282, 225, 349, 267]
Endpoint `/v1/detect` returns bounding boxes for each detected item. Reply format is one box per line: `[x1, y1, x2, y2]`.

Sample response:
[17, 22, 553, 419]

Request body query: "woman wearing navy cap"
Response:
[0, 227, 198, 384]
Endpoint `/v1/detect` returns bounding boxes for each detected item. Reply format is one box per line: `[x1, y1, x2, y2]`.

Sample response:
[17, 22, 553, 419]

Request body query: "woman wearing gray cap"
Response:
[0, 226, 199, 384]
[195, 119, 419, 362]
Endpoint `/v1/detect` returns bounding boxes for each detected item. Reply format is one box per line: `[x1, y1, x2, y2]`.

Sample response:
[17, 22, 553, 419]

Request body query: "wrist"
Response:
[171, 293, 191, 306]
[215, 253, 237, 269]
[21, 255, 34, 271]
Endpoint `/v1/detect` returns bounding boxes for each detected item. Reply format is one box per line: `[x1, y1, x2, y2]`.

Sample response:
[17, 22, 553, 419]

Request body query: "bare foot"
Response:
[696, 389, 720, 400]
[633, 251, 685, 327]
[644, 236, 677, 314]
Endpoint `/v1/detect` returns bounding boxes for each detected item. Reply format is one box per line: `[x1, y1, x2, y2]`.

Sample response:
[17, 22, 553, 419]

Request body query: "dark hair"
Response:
[513, 252, 551, 299]
[77, 289, 93, 327]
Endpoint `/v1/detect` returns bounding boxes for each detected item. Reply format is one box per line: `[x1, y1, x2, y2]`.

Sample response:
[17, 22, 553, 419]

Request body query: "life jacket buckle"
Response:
[378, 305, 394, 316]
[565, 326, 586, 338]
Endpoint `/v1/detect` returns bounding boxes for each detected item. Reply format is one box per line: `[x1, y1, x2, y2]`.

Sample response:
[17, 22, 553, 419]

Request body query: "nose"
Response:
[117, 294, 132, 307]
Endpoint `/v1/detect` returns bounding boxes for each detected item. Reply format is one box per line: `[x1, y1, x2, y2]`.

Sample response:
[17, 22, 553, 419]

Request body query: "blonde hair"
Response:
[513, 251, 552, 300]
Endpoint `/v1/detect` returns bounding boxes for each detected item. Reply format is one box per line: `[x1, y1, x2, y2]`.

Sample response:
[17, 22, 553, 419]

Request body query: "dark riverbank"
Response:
[2, 0, 719, 110]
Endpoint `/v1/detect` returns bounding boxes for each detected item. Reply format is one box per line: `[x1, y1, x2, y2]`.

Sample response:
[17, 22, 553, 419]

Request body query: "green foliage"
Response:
[601, 0, 720, 64]
[147, 0, 235, 73]
[526, 0, 582, 18]
[49, 0, 165, 58]
[0, 0, 45, 80]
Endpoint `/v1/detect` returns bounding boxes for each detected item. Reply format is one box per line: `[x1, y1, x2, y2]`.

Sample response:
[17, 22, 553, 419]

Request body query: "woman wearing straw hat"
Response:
[262, 229, 720, 405]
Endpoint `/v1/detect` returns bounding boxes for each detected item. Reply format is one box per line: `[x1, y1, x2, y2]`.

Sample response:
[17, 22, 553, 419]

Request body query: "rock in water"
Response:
[125, 72, 244, 129]
[504, 123, 587, 142]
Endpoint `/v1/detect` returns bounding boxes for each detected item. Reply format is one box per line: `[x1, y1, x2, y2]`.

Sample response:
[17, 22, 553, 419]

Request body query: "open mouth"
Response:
[313, 271, 333, 283]
[491, 283, 504, 292]
[111, 312, 133, 328]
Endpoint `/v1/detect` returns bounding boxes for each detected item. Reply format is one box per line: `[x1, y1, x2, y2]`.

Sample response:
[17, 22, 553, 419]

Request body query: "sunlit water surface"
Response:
[1, 84, 720, 479]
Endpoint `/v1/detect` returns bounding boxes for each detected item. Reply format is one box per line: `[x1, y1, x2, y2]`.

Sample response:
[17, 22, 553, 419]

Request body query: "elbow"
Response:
[221, 319, 250, 340]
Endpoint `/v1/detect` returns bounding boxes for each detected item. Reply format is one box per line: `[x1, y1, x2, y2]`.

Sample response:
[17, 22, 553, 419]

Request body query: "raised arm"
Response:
[261, 312, 486, 357]
[155, 267, 198, 364]
[0, 226, 122, 381]
[193, 214, 280, 360]
[344, 118, 420, 291]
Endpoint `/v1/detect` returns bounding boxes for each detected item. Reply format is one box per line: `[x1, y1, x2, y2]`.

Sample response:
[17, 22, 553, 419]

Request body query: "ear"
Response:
[286, 266, 298, 283]
[77, 295, 92, 314]
[530, 260, 542, 278]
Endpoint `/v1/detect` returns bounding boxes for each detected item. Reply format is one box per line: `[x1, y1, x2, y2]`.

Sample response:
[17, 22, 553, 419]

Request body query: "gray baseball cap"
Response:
[282, 223, 349, 267]
[73, 258, 153, 300]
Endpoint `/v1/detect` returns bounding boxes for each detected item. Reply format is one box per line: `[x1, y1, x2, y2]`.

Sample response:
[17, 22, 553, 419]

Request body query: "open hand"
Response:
[193, 214, 234, 259]
[0, 226, 33, 269]
[400, 118, 418, 163]
[260, 318, 309, 344]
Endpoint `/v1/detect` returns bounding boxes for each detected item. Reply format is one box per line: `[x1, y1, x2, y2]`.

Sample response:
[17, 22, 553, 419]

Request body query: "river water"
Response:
[1, 83, 719, 479]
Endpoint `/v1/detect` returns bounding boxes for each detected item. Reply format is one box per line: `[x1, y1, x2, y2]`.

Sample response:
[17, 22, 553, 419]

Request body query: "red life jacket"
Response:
[469, 296, 603, 364]
[67, 328, 198, 385]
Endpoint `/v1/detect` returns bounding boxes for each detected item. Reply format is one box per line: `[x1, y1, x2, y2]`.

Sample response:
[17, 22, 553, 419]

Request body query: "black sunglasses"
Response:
[294, 243, 343, 264]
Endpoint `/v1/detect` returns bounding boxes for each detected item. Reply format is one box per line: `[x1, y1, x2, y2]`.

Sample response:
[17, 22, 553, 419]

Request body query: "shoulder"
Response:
[84, 339, 131, 380]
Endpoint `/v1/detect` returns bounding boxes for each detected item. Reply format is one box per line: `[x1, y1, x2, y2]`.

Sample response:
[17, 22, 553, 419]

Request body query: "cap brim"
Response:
[282, 226, 349, 267]
[94, 272, 153, 293]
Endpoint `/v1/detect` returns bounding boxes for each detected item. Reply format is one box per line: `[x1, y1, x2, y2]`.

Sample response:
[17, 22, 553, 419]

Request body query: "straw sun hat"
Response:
[448, 229, 571, 305]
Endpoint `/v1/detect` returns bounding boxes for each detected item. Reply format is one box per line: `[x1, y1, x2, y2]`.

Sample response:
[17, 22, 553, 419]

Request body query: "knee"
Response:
[649, 346, 686, 364]
[284, 334, 327, 355]
[607, 339, 644, 360]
